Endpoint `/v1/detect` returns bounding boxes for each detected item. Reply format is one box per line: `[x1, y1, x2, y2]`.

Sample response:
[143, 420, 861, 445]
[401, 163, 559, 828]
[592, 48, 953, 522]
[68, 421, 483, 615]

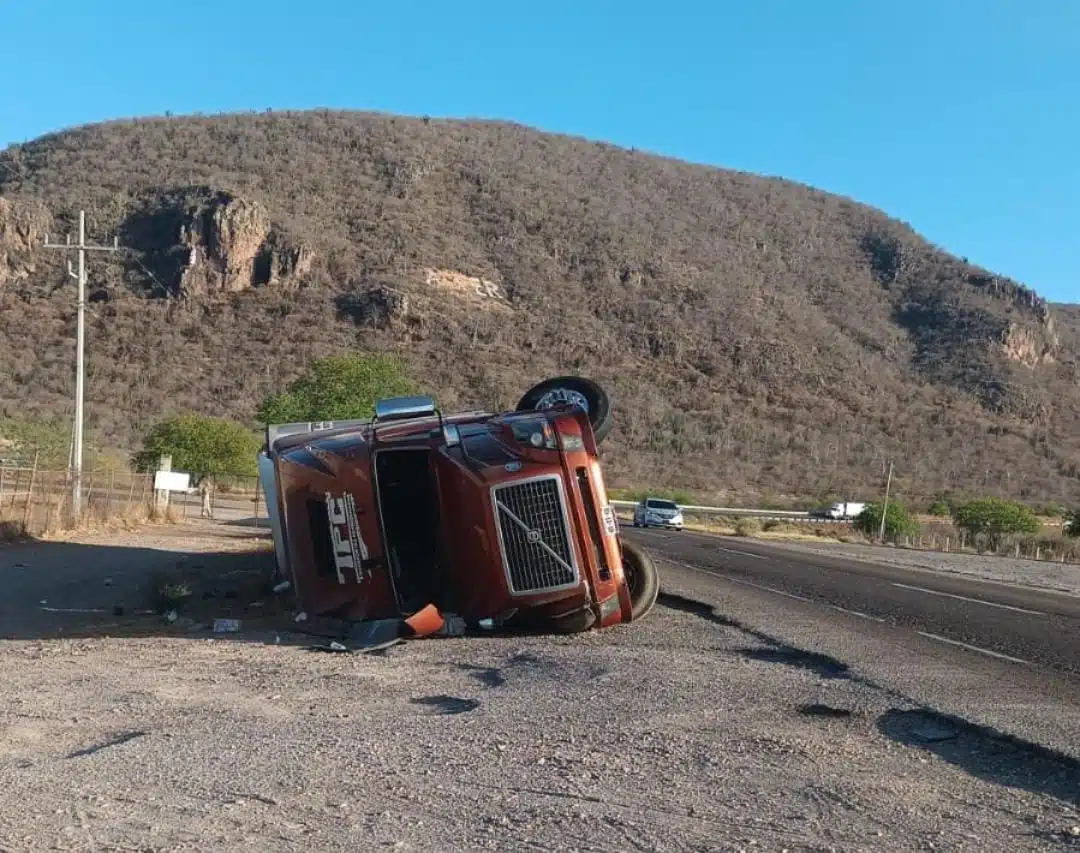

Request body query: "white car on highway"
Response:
[633, 497, 685, 531]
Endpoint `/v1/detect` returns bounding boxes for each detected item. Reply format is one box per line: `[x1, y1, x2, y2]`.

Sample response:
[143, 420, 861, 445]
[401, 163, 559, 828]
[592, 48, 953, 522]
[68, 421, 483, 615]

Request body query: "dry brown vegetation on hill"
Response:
[0, 110, 1078, 505]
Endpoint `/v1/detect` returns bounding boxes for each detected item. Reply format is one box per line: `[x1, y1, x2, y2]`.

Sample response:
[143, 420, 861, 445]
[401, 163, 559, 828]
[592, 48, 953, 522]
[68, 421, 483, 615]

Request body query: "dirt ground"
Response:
[1, 522, 1079, 852]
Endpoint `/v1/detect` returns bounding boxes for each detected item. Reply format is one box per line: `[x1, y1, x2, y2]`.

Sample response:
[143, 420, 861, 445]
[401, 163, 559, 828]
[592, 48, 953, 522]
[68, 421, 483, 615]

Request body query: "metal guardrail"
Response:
[607, 500, 853, 523]
[609, 500, 808, 517]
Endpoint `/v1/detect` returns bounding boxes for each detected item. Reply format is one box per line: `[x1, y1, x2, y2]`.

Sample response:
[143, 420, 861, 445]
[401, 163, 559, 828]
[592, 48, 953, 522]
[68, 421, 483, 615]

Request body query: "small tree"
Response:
[257, 353, 415, 423]
[952, 498, 1040, 550]
[134, 415, 261, 479]
[854, 501, 920, 540]
[927, 499, 951, 518]
[0, 418, 74, 468]
[1064, 510, 1080, 538]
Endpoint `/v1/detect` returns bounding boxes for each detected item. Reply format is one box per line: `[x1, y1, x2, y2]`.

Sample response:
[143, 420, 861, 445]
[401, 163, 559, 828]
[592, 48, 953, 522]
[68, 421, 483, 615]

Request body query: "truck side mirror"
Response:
[442, 424, 461, 447]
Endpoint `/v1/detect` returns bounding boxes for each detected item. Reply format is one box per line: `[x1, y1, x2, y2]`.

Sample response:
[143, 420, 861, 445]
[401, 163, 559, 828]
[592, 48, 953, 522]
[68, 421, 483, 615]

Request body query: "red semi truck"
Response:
[257, 376, 660, 640]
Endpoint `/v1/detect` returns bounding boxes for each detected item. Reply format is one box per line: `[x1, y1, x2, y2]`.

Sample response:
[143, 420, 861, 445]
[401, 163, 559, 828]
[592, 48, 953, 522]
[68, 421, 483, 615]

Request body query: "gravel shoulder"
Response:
[724, 536, 1080, 598]
[1, 523, 1078, 851]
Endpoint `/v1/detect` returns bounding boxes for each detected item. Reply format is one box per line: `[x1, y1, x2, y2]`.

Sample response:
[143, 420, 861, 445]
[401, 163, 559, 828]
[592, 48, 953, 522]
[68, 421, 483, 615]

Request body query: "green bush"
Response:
[927, 499, 952, 517]
[854, 501, 920, 539]
[1064, 510, 1080, 538]
[0, 417, 74, 468]
[134, 414, 261, 478]
[257, 352, 415, 423]
[952, 498, 1040, 549]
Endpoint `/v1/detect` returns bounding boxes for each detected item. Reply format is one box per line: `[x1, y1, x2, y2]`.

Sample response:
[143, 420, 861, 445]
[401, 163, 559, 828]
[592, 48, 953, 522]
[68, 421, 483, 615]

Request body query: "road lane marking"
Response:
[666, 558, 886, 623]
[890, 582, 1046, 616]
[724, 576, 812, 603]
[661, 558, 812, 602]
[825, 603, 886, 623]
[915, 631, 1030, 665]
[661, 558, 1030, 666]
[717, 547, 767, 560]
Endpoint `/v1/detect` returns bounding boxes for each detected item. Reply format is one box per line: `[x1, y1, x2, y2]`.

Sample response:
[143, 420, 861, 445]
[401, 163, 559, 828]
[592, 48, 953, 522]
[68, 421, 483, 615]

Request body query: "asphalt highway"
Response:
[626, 526, 1080, 680]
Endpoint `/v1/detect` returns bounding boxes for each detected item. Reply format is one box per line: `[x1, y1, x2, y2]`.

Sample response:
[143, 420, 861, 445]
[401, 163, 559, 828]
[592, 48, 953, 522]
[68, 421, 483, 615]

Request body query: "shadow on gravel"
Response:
[0, 531, 289, 643]
[66, 730, 149, 758]
[740, 647, 850, 680]
[457, 663, 507, 688]
[798, 703, 854, 719]
[661, 589, 1080, 807]
[659, 592, 852, 680]
[221, 517, 270, 528]
[878, 709, 1080, 807]
[410, 695, 481, 715]
[658, 592, 741, 628]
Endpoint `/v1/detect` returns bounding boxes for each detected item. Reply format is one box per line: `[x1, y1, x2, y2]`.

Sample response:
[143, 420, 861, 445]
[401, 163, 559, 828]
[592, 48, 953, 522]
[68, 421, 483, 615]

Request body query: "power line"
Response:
[43, 211, 121, 518]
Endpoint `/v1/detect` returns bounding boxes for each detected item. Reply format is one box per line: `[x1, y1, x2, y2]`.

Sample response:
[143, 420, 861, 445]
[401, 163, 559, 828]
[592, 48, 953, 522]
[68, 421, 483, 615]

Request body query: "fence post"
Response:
[253, 480, 261, 530]
[106, 468, 116, 519]
[45, 471, 59, 532]
[21, 451, 39, 531]
[84, 473, 95, 520]
[1015, 542, 1021, 559]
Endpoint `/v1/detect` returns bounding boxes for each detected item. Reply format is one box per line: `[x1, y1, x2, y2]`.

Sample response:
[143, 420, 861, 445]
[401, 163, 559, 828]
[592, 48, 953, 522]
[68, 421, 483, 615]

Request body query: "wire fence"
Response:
[0, 463, 159, 537]
[0, 463, 272, 539]
[872, 521, 1080, 565]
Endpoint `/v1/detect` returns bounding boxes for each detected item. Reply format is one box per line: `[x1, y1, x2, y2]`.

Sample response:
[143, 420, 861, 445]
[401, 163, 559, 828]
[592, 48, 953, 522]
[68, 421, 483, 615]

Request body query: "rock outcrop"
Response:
[177, 193, 312, 296]
[121, 189, 312, 298]
[0, 197, 50, 286]
[1003, 319, 1059, 367]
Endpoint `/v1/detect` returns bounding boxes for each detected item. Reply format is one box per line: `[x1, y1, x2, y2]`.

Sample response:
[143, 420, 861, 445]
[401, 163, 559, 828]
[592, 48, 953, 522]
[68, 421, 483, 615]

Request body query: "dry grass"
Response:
[37, 504, 184, 542]
[686, 515, 858, 543]
[0, 497, 183, 544]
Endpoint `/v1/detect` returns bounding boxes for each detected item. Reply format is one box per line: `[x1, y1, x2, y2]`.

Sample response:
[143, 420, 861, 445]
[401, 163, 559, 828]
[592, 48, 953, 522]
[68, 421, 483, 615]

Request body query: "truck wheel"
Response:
[547, 606, 597, 634]
[515, 376, 613, 444]
[621, 540, 659, 621]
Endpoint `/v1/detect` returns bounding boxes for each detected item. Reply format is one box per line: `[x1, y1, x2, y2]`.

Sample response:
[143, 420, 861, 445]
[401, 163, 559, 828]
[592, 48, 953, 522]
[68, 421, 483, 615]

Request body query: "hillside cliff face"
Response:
[0, 110, 1076, 503]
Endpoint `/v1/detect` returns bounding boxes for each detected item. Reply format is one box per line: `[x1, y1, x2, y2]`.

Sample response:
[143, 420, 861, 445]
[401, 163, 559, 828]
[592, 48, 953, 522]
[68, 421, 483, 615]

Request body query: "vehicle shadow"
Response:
[0, 531, 298, 644]
[220, 516, 270, 529]
[877, 705, 1080, 807]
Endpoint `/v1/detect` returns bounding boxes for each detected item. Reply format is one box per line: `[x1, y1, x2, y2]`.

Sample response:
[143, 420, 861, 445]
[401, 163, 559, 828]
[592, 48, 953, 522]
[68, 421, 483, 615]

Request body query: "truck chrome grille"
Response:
[492, 476, 578, 593]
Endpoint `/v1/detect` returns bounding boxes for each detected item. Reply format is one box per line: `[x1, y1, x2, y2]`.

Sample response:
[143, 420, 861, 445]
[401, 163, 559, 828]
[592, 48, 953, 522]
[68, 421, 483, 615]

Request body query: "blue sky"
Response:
[2, 0, 1077, 303]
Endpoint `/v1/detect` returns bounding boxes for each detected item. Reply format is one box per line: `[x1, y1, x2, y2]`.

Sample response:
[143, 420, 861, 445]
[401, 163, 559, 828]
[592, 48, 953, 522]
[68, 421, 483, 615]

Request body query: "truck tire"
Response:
[515, 376, 613, 444]
[621, 540, 659, 621]
[546, 606, 597, 634]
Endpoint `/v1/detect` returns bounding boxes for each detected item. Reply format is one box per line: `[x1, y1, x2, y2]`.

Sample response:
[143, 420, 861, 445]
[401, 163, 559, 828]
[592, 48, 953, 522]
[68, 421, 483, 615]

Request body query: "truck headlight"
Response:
[511, 418, 557, 449]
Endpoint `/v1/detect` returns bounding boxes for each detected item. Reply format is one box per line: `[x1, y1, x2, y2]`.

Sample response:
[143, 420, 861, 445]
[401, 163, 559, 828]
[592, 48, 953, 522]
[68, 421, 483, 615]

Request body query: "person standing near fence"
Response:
[198, 476, 214, 519]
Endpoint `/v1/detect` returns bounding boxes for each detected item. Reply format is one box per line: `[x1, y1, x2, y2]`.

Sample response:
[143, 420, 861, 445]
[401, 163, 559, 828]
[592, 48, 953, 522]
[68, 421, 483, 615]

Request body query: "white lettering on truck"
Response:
[325, 492, 370, 584]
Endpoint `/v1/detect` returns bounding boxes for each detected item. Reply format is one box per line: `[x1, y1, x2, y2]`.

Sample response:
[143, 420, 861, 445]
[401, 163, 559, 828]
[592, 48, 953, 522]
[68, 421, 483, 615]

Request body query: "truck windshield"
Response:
[646, 499, 678, 510]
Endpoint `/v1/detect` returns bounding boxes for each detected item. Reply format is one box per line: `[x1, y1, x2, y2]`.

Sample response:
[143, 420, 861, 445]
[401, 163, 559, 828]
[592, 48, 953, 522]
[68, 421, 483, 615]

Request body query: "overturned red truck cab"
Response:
[257, 376, 660, 641]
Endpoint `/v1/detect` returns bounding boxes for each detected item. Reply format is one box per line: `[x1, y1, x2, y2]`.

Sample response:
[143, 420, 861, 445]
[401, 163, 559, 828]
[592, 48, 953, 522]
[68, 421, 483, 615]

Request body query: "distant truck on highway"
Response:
[810, 501, 867, 520]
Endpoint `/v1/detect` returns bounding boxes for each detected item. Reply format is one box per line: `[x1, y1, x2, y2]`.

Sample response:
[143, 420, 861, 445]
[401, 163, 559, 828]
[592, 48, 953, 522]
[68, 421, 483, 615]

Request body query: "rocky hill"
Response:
[0, 110, 1077, 505]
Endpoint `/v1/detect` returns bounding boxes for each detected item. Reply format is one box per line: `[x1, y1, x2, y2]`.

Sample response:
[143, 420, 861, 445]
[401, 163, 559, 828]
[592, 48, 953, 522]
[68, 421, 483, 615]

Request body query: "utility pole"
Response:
[43, 211, 120, 518]
[878, 460, 894, 542]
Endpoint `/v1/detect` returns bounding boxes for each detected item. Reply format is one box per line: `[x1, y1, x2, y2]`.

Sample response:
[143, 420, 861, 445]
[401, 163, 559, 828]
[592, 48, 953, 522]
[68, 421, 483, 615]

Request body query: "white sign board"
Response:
[154, 470, 192, 492]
